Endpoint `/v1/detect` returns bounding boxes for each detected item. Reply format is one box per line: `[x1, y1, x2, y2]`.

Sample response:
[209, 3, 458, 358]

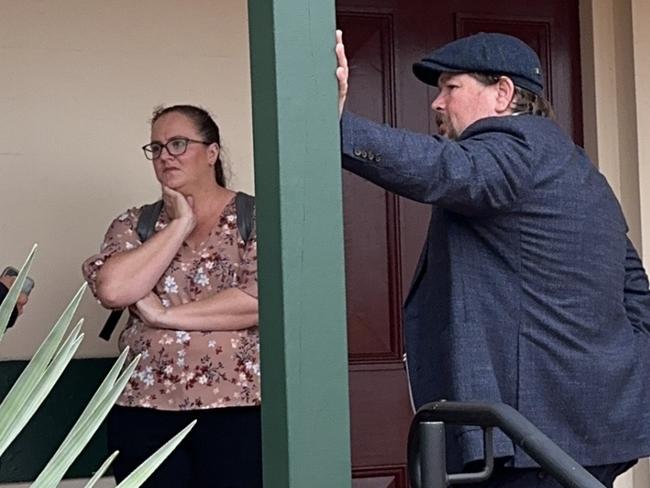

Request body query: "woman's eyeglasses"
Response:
[142, 137, 210, 160]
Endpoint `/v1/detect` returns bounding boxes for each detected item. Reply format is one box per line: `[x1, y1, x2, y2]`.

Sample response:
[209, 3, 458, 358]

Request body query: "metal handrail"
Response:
[408, 401, 606, 488]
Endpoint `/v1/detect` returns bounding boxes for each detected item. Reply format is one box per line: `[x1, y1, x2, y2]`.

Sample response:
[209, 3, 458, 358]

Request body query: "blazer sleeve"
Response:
[0, 282, 19, 329]
[341, 111, 536, 215]
[623, 238, 650, 334]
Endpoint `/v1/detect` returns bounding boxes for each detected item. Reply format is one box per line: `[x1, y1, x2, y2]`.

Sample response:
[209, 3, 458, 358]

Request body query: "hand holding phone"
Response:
[1, 266, 34, 317]
[1, 266, 34, 296]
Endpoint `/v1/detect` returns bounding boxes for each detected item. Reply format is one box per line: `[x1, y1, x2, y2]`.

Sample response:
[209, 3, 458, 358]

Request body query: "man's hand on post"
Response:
[335, 29, 349, 118]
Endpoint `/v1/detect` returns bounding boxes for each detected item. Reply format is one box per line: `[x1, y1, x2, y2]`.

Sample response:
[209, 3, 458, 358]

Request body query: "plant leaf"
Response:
[0, 321, 84, 457]
[84, 451, 119, 488]
[0, 283, 86, 447]
[116, 420, 196, 488]
[31, 353, 140, 488]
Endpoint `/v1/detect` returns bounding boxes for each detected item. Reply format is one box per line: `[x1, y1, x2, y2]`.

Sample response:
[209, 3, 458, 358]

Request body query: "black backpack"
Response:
[99, 192, 255, 341]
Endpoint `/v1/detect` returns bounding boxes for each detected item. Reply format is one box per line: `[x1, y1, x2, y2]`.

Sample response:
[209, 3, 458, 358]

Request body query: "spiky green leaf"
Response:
[84, 451, 119, 488]
[0, 321, 84, 456]
[116, 421, 196, 488]
[31, 353, 140, 487]
[0, 283, 86, 447]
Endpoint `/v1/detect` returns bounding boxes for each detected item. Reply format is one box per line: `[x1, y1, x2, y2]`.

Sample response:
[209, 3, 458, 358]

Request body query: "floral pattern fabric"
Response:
[82, 196, 260, 411]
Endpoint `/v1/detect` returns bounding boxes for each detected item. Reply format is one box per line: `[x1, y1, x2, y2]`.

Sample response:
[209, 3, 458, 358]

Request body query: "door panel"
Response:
[340, 14, 402, 363]
[338, 7, 425, 485]
[337, 2, 582, 486]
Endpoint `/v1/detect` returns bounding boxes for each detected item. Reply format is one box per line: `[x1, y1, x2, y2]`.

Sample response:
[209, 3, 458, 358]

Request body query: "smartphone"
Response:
[1, 266, 35, 296]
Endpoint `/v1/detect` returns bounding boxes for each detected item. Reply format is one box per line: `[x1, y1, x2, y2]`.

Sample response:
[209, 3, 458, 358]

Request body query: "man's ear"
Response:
[494, 76, 516, 114]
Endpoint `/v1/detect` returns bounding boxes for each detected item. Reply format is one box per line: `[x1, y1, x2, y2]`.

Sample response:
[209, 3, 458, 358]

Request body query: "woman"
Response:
[82, 105, 261, 487]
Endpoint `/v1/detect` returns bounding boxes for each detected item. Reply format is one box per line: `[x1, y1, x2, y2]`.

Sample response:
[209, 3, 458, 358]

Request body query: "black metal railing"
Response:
[408, 401, 606, 488]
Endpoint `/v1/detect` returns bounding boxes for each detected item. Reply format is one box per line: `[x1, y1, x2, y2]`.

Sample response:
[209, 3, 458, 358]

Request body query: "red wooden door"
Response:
[336, 1, 582, 487]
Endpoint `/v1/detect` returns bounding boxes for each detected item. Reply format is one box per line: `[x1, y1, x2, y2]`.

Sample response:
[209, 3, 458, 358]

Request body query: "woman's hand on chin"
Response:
[162, 185, 196, 235]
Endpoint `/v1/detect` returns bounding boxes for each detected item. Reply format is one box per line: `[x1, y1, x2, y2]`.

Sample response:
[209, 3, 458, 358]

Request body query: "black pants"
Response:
[456, 459, 636, 488]
[108, 405, 262, 488]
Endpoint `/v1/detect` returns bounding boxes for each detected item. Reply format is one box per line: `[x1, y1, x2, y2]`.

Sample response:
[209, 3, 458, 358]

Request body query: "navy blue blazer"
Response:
[341, 111, 650, 468]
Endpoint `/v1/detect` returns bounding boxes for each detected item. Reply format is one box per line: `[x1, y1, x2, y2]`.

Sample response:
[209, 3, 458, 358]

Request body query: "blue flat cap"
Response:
[412, 32, 544, 95]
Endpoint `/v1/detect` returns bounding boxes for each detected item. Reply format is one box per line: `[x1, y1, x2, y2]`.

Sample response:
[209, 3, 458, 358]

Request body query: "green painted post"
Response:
[247, 0, 352, 487]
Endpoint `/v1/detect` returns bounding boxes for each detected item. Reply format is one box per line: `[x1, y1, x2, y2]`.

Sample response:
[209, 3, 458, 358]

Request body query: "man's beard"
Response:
[435, 112, 459, 140]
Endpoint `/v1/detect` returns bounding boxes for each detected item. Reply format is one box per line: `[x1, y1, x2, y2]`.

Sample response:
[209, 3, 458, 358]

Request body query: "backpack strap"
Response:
[99, 309, 123, 341]
[99, 200, 164, 341]
[136, 200, 164, 242]
[235, 192, 256, 243]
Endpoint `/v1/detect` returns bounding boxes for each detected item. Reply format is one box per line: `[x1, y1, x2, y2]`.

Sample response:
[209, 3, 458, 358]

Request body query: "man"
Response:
[336, 30, 650, 487]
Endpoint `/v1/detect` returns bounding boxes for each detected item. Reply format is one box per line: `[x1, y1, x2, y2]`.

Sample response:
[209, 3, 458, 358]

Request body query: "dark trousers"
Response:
[457, 460, 636, 488]
[108, 405, 262, 488]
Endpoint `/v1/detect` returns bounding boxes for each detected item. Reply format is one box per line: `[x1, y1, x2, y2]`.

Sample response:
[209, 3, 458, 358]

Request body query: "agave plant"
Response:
[0, 245, 194, 487]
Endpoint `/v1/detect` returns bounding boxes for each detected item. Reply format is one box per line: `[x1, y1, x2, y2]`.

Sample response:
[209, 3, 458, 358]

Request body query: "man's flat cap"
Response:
[412, 32, 544, 95]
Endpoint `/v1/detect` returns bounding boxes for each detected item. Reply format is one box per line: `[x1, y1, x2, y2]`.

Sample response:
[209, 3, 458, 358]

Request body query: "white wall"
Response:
[0, 0, 254, 359]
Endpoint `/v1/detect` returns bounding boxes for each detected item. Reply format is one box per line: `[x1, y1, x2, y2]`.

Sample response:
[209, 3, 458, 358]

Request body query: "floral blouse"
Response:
[82, 196, 260, 411]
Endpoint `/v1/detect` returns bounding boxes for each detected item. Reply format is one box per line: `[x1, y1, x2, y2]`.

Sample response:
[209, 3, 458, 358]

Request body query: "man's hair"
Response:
[469, 73, 555, 119]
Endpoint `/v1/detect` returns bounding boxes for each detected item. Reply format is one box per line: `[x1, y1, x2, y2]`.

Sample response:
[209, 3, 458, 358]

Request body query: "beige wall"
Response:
[634, 0, 650, 263]
[580, 0, 642, 249]
[0, 0, 254, 359]
[581, 0, 650, 486]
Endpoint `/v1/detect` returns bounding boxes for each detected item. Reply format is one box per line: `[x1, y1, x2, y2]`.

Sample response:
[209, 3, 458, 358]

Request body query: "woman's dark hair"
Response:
[151, 105, 227, 187]
[468, 73, 556, 119]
